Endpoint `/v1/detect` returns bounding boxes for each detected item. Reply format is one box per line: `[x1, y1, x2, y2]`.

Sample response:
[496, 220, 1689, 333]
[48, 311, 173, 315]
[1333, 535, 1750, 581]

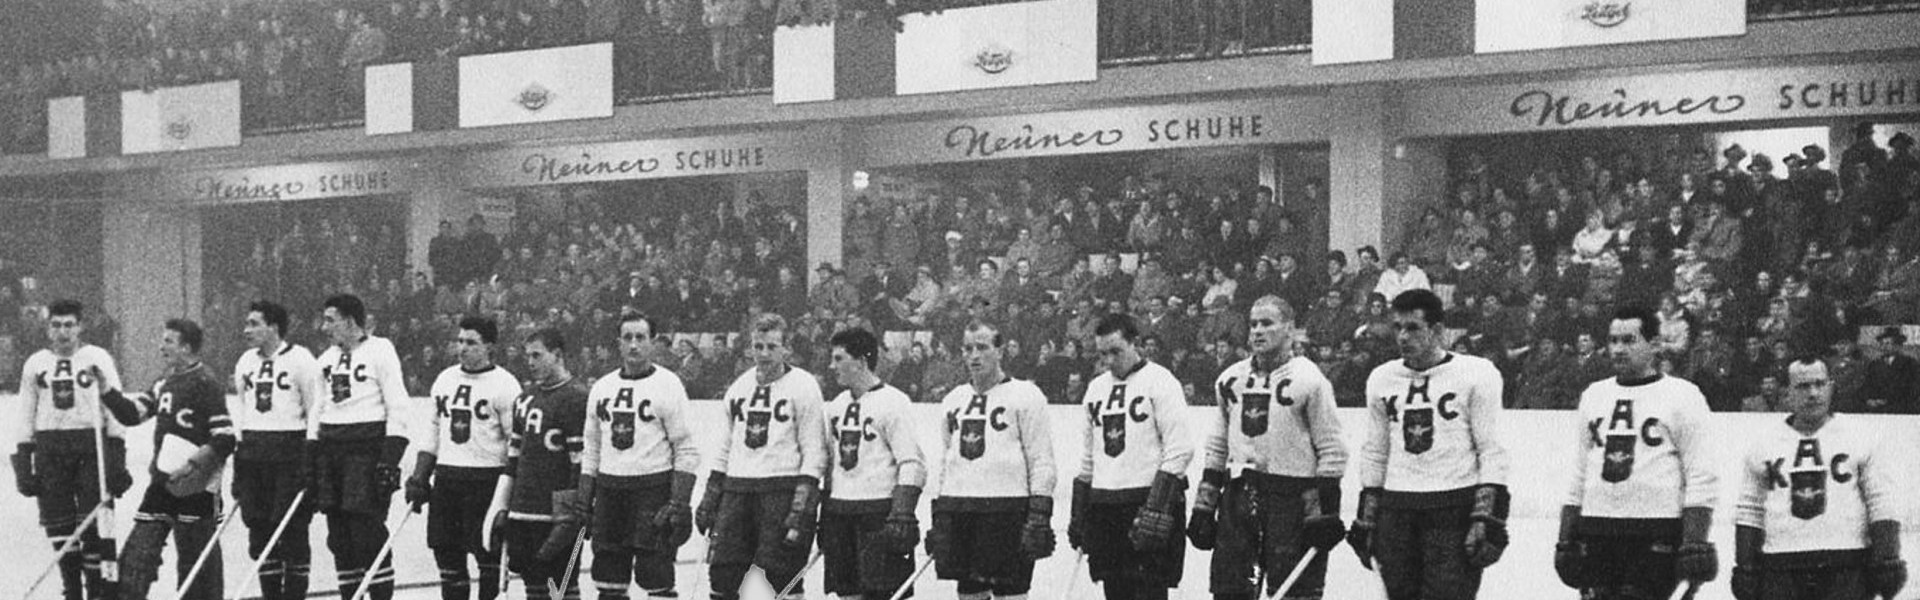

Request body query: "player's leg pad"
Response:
[1209, 481, 1261, 596]
[592, 548, 636, 600]
[121, 520, 172, 596]
[434, 549, 472, 600]
[174, 514, 226, 600]
[632, 547, 677, 594]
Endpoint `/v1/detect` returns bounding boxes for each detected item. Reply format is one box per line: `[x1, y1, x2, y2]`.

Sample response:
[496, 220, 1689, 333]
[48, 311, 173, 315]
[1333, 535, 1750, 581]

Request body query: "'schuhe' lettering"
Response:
[1144, 115, 1265, 142]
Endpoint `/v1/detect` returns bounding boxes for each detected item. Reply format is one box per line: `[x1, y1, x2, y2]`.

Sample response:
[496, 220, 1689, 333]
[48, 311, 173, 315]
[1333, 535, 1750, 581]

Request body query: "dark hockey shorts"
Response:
[33, 448, 104, 530]
[1574, 529, 1685, 599]
[504, 519, 579, 584]
[235, 458, 309, 531]
[1212, 475, 1338, 598]
[1753, 552, 1870, 600]
[819, 510, 914, 598]
[930, 509, 1033, 595]
[591, 482, 672, 552]
[710, 486, 812, 585]
[1085, 497, 1186, 588]
[428, 476, 498, 553]
[1375, 503, 1482, 600]
[311, 440, 389, 516]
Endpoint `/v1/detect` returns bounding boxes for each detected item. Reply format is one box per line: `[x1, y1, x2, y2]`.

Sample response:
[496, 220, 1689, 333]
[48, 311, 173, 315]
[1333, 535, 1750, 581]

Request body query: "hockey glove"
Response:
[1868, 520, 1907, 600]
[651, 471, 696, 550]
[166, 445, 224, 497]
[1021, 496, 1055, 560]
[1463, 484, 1510, 568]
[1301, 478, 1346, 552]
[879, 485, 923, 554]
[1677, 506, 1719, 582]
[556, 482, 593, 527]
[11, 443, 38, 497]
[405, 452, 437, 512]
[783, 476, 821, 547]
[1348, 487, 1382, 570]
[1068, 478, 1091, 550]
[541, 489, 587, 561]
[1129, 471, 1185, 551]
[1731, 523, 1763, 600]
[1186, 469, 1224, 551]
[373, 436, 410, 496]
[696, 472, 726, 535]
[105, 437, 133, 497]
[483, 476, 511, 554]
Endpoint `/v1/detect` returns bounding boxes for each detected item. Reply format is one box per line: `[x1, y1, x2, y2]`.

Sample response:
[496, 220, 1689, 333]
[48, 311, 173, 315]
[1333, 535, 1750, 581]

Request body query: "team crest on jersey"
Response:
[1586, 399, 1666, 483]
[734, 385, 792, 449]
[1399, 378, 1439, 454]
[51, 359, 79, 410]
[606, 388, 644, 450]
[836, 402, 864, 470]
[954, 394, 1003, 460]
[328, 353, 353, 402]
[1101, 385, 1130, 457]
[252, 360, 276, 413]
[448, 385, 476, 444]
[1769, 438, 1855, 520]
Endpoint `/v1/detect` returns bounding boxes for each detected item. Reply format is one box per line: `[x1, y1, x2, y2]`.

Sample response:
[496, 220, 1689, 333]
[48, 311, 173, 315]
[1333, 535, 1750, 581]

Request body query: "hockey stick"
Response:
[24, 502, 108, 600]
[1670, 580, 1702, 600]
[774, 549, 823, 599]
[229, 490, 308, 600]
[547, 528, 589, 599]
[495, 541, 511, 600]
[172, 502, 242, 600]
[90, 397, 119, 588]
[1059, 550, 1087, 599]
[1264, 547, 1321, 600]
[691, 535, 710, 600]
[347, 508, 418, 600]
[886, 555, 936, 600]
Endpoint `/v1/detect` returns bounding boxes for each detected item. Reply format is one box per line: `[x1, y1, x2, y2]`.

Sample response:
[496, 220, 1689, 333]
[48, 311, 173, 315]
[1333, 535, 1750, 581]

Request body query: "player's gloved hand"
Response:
[373, 436, 409, 496]
[104, 437, 134, 497]
[1301, 478, 1346, 552]
[1677, 507, 1718, 582]
[1348, 487, 1382, 570]
[1186, 469, 1224, 551]
[1463, 484, 1509, 568]
[1868, 519, 1907, 600]
[652, 471, 695, 549]
[1730, 566, 1761, 600]
[166, 446, 223, 497]
[1128, 471, 1184, 551]
[696, 472, 726, 535]
[1020, 496, 1055, 560]
[1554, 541, 1591, 588]
[405, 451, 438, 512]
[12, 443, 39, 497]
[541, 490, 586, 561]
[484, 503, 509, 553]
[879, 485, 922, 554]
[1068, 478, 1091, 550]
[782, 476, 821, 547]
[928, 512, 953, 563]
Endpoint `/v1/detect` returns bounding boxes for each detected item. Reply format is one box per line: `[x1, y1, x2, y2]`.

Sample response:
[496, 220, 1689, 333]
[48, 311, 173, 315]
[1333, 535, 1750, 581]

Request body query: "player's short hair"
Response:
[752, 313, 788, 336]
[619, 310, 658, 337]
[1612, 305, 1660, 341]
[166, 318, 204, 353]
[1093, 313, 1141, 342]
[1251, 295, 1296, 325]
[829, 328, 880, 370]
[323, 294, 368, 327]
[48, 299, 83, 319]
[965, 321, 1005, 347]
[250, 300, 289, 336]
[525, 327, 567, 354]
[459, 315, 499, 345]
[1390, 289, 1446, 325]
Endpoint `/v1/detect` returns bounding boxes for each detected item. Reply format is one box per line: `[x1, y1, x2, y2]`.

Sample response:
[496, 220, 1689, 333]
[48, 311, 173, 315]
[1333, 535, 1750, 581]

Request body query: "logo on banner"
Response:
[1580, 1, 1631, 28]
[166, 117, 193, 141]
[973, 43, 1013, 74]
[516, 83, 555, 112]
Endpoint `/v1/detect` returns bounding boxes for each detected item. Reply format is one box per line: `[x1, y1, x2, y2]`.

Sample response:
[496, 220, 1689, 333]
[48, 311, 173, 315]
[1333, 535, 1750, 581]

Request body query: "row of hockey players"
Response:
[8, 287, 1909, 600]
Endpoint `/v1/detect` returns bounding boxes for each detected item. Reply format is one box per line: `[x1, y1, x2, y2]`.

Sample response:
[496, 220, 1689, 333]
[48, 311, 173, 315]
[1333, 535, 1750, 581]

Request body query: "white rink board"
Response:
[4, 397, 1917, 600]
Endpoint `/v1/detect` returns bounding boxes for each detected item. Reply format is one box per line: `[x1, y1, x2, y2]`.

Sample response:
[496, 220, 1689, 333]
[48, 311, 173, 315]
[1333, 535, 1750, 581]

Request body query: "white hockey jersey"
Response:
[937, 378, 1056, 502]
[1208, 355, 1347, 478]
[1566, 374, 1718, 519]
[1736, 415, 1896, 555]
[232, 342, 321, 435]
[825, 384, 926, 502]
[423, 364, 521, 469]
[15, 345, 126, 443]
[313, 336, 411, 438]
[1359, 353, 1510, 497]
[580, 365, 701, 479]
[713, 366, 828, 485]
[1079, 360, 1193, 492]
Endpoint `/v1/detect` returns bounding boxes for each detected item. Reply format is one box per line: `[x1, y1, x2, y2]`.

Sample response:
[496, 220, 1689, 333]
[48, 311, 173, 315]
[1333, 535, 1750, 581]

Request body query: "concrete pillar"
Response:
[1327, 85, 1389, 256]
[103, 202, 197, 385]
[407, 151, 467, 285]
[805, 122, 851, 287]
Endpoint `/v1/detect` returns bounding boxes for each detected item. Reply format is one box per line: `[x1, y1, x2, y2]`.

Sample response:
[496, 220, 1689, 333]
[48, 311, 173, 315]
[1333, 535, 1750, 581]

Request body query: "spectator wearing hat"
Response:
[1796, 144, 1840, 198]
[1862, 244, 1920, 324]
[1861, 326, 1919, 414]
[1888, 132, 1918, 185]
[1841, 121, 1889, 184]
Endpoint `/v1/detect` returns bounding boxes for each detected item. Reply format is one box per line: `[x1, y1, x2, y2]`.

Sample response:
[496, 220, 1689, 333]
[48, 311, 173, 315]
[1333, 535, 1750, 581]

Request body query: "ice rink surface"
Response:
[3, 400, 1917, 600]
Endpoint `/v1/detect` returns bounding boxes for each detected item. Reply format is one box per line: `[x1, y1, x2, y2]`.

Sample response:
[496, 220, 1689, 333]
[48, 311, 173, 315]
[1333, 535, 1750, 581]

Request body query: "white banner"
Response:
[1311, 0, 1395, 65]
[120, 80, 242, 154]
[1477, 0, 1745, 54]
[461, 130, 819, 188]
[1403, 60, 1920, 135]
[459, 43, 613, 129]
[46, 96, 86, 159]
[140, 159, 421, 204]
[857, 98, 1333, 166]
[772, 24, 837, 104]
[893, 0, 1097, 96]
[365, 63, 415, 135]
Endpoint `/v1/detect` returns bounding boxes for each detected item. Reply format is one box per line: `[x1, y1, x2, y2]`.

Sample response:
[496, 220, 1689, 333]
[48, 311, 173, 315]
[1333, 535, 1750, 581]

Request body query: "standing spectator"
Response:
[1861, 327, 1918, 414]
[462, 215, 500, 284]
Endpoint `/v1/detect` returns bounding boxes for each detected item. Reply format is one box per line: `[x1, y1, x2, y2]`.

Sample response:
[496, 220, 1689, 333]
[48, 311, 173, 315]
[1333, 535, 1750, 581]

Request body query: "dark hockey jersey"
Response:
[116, 363, 236, 495]
[507, 377, 588, 519]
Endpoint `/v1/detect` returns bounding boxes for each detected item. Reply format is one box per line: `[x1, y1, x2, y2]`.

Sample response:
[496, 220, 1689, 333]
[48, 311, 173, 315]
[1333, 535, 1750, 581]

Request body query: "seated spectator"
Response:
[1372, 252, 1430, 301]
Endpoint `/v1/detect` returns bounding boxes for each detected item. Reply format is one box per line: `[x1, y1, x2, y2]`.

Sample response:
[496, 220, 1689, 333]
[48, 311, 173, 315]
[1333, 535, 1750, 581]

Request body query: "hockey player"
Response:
[1349, 289, 1510, 600]
[574, 313, 700, 600]
[412, 317, 521, 600]
[100, 318, 236, 600]
[1071, 313, 1193, 600]
[232, 301, 322, 600]
[1731, 358, 1905, 600]
[1196, 296, 1348, 600]
[310, 294, 412, 600]
[819, 328, 926, 600]
[486, 328, 590, 600]
[12, 299, 130, 600]
[695, 313, 829, 600]
[1556, 305, 1719, 600]
[931, 321, 1056, 600]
